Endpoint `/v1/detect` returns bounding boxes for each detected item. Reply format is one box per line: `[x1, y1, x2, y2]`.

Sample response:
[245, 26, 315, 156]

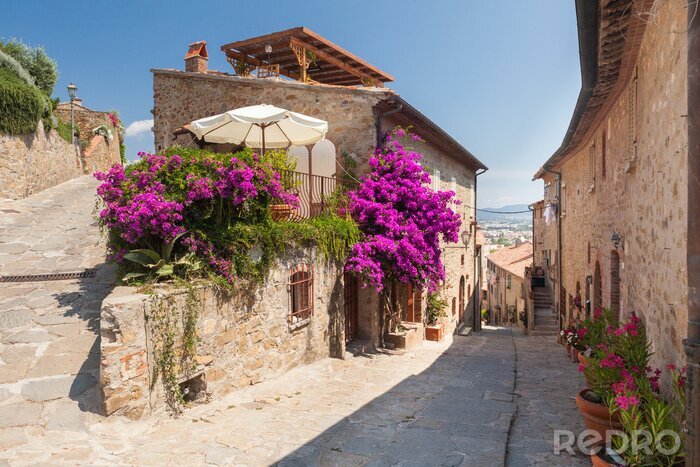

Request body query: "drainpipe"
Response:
[528, 204, 536, 334]
[685, 0, 700, 463]
[544, 166, 563, 333]
[473, 168, 487, 331]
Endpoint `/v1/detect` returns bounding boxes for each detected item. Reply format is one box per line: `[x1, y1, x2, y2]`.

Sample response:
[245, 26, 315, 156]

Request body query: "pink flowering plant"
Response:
[581, 313, 652, 403]
[577, 311, 687, 463]
[94, 146, 333, 284]
[608, 365, 687, 465]
[345, 128, 461, 336]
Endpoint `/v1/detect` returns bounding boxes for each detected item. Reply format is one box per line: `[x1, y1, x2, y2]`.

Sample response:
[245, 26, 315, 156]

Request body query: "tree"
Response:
[346, 129, 461, 341]
[0, 40, 58, 95]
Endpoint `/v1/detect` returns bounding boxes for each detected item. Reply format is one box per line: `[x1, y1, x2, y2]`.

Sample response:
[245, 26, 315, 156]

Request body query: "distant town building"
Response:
[486, 240, 532, 326]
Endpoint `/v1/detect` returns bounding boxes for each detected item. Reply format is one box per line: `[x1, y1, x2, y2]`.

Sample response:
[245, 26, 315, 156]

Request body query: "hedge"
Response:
[0, 67, 44, 134]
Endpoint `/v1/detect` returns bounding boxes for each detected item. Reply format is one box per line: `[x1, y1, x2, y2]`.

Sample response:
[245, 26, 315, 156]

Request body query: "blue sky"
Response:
[1, 0, 580, 207]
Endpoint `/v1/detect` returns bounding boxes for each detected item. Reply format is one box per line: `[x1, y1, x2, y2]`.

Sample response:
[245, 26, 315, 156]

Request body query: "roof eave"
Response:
[386, 95, 488, 172]
[534, 0, 599, 180]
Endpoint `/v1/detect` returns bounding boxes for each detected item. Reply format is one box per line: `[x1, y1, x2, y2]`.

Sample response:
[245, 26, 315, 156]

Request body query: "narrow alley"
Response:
[0, 177, 586, 464]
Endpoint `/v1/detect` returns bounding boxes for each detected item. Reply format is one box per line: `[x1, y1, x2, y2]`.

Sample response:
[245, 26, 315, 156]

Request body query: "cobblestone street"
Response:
[0, 178, 587, 466]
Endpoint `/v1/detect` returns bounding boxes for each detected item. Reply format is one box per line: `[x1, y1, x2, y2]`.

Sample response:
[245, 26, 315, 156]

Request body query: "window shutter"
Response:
[433, 169, 440, 192]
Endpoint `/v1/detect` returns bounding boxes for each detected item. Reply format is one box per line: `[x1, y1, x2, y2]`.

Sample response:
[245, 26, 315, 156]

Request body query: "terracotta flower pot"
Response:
[591, 452, 613, 467]
[577, 353, 594, 386]
[270, 204, 292, 221]
[425, 323, 445, 341]
[575, 388, 623, 439]
[570, 347, 580, 363]
[566, 343, 572, 357]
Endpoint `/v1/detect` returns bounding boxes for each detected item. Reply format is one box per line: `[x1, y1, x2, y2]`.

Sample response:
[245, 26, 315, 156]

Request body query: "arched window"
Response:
[288, 264, 313, 324]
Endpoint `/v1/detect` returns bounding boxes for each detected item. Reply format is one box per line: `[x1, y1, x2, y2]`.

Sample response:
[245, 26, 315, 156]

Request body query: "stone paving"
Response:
[0, 178, 589, 465]
[0, 176, 115, 456]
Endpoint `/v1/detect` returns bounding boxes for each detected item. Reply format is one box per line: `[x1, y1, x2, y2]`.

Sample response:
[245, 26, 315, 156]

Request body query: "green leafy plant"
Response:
[426, 291, 448, 326]
[122, 233, 203, 282]
[0, 67, 44, 134]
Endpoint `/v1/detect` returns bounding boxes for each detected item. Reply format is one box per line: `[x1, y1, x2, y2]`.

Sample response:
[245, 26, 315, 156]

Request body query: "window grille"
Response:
[288, 264, 313, 324]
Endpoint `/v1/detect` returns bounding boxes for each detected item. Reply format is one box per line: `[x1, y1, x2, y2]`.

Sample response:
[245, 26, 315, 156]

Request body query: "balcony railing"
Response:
[275, 170, 357, 221]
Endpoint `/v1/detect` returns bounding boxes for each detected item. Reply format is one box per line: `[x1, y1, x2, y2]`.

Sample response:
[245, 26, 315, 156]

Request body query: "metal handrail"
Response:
[275, 170, 357, 221]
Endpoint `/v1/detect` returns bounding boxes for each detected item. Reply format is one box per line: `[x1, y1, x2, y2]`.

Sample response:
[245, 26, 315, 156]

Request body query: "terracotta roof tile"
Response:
[486, 241, 532, 279]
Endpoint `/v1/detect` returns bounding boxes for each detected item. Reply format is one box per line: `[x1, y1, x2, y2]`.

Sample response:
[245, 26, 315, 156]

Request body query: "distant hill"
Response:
[477, 204, 532, 221]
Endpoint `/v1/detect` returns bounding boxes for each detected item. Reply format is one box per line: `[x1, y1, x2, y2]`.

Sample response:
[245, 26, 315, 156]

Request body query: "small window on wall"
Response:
[433, 169, 441, 192]
[507, 275, 512, 289]
[588, 142, 596, 189]
[288, 264, 313, 325]
[601, 129, 607, 181]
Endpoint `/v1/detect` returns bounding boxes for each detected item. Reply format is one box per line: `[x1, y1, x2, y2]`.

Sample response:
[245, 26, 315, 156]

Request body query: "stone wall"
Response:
[100, 248, 345, 419]
[486, 265, 525, 326]
[543, 0, 688, 374]
[152, 69, 481, 345]
[54, 104, 122, 172]
[152, 70, 385, 169]
[0, 121, 83, 199]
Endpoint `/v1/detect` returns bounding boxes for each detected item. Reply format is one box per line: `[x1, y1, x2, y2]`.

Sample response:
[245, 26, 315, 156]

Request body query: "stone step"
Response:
[530, 329, 558, 336]
[533, 325, 558, 332]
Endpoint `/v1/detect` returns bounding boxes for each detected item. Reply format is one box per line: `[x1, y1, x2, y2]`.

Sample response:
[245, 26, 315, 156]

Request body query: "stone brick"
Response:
[534, 0, 688, 383]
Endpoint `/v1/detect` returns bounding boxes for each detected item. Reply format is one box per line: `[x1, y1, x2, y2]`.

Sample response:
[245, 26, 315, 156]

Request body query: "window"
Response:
[461, 254, 465, 265]
[288, 264, 313, 324]
[507, 275, 512, 289]
[433, 169, 441, 192]
[601, 129, 607, 180]
[450, 176, 457, 194]
[554, 176, 560, 201]
[588, 142, 596, 189]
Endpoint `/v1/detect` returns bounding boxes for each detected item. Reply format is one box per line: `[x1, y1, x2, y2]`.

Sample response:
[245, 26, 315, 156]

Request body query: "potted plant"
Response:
[265, 150, 298, 221]
[577, 313, 651, 440]
[425, 291, 447, 341]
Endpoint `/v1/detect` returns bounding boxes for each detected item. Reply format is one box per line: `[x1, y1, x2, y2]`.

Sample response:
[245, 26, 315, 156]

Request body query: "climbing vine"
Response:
[147, 282, 201, 413]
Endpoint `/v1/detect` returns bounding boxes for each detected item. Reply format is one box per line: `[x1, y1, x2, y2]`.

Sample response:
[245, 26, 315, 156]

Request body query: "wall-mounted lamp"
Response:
[611, 230, 623, 250]
[461, 230, 471, 245]
[586, 275, 592, 285]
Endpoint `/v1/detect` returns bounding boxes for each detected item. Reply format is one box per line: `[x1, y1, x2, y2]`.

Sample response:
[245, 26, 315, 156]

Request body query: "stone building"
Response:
[532, 0, 689, 378]
[100, 28, 487, 416]
[55, 100, 123, 173]
[485, 241, 532, 326]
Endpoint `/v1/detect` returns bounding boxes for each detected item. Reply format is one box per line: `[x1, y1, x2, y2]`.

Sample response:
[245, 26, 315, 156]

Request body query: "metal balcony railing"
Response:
[275, 170, 357, 221]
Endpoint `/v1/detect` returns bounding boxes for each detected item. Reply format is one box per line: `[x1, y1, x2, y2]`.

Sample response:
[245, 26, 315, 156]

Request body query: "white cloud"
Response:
[125, 119, 153, 138]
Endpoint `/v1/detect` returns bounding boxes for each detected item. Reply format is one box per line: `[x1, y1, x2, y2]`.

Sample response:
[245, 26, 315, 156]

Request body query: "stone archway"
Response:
[594, 261, 602, 311]
[610, 250, 620, 320]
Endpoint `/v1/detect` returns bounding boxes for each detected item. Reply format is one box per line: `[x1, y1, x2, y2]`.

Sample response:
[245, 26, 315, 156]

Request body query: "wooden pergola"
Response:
[220, 27, 394, 87]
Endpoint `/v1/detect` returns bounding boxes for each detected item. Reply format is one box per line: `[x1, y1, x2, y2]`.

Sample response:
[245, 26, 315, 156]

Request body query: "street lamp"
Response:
[67, 83, 83, 171]
[67, 82, 77, 101]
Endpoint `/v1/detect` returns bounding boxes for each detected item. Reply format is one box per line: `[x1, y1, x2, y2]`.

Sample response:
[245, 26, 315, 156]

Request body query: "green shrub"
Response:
[0, 40, 58, 95]
[55, 118, 73, 143]
[0, 50, 35, 87]
[0, 68, 44, 134]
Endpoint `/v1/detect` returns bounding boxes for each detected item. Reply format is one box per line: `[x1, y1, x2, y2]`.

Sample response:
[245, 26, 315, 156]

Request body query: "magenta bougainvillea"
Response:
[345, 129, 461, 292]
[94, 147, 298, 282]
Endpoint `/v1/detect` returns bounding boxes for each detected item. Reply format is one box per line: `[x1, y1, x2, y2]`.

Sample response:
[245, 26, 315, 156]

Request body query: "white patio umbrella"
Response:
[188, 104, 328, 153]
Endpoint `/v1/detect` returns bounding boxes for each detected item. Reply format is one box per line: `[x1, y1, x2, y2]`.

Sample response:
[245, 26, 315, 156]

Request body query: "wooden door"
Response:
[459, 277, 465, 321]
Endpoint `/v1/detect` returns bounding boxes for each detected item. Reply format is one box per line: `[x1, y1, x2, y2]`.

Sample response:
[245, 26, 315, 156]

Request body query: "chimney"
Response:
[185, 41, 208, 73]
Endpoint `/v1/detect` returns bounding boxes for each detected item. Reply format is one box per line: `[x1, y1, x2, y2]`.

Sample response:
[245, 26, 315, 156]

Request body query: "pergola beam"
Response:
[289, 36, 381, 87]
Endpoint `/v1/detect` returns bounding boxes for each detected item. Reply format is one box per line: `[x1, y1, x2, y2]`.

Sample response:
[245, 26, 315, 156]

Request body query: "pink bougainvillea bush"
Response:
[94, 146, 299, 283]
[345, 129, 461, 292]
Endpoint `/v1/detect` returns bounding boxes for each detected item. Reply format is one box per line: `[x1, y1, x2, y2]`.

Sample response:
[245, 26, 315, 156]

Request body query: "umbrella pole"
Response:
[261, 124, 266, 156]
